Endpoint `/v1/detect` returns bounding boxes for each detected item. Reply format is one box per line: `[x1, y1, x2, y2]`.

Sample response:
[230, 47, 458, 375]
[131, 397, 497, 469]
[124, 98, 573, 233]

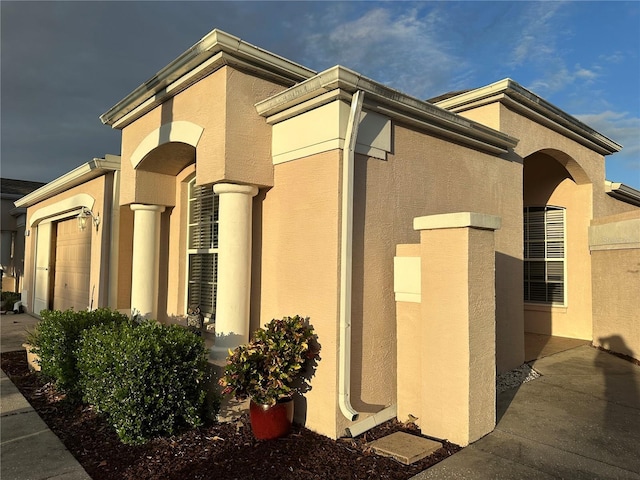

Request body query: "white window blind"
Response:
[524, 206, 566, 305]
[187, 179, 219, 317]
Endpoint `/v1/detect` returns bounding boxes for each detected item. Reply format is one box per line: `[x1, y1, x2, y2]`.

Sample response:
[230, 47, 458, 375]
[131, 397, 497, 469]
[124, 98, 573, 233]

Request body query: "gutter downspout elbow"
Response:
[338, 90, 364, 422]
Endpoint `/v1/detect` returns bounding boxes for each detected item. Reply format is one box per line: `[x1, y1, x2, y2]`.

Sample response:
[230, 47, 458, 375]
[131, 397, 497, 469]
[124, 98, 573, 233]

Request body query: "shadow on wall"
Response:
[250, 189, 266, 335]
[293, 324, 321, 426]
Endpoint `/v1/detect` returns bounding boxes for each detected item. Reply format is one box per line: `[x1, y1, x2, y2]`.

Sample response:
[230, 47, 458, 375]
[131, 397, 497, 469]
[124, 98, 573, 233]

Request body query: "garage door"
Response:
[53, 218, 91, 311]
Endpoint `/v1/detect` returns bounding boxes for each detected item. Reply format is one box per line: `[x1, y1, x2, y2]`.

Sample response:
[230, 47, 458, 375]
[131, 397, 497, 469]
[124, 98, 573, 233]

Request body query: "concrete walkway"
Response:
[413, 345, 640, 479]
[1, 313, 90, 479]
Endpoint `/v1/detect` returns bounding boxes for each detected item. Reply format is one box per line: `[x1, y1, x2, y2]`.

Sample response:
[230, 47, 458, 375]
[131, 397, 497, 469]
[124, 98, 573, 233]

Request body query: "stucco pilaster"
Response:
[413, 212, 500, 446]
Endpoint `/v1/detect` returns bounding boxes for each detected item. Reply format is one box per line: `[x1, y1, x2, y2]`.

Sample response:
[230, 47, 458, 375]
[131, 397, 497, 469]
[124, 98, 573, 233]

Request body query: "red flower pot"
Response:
[249, 398, 294, 440]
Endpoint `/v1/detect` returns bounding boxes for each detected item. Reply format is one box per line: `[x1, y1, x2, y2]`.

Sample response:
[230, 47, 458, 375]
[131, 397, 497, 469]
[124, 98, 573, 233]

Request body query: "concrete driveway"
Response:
[413, 345, 640, 479]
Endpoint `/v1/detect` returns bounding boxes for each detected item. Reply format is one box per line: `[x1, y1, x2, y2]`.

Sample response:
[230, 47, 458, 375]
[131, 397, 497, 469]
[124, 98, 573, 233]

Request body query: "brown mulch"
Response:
[1, 351, 461, 479]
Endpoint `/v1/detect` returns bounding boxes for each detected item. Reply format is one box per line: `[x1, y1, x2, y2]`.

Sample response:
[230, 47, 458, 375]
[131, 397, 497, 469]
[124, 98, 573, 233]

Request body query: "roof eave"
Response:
[605, 180, 640, 207]
[434, 79, 621, 156]
[256, 66, 518, 155]
[100, 29, 316, 129]
[15, 156, 121, 209]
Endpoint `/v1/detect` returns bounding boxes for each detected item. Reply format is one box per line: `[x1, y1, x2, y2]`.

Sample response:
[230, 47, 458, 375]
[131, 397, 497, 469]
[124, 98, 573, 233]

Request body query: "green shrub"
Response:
[1, 291, 20, 311]
[77, 320, 209, 445]
[32, 308, 129, 397]
[219, 315, 318, 406]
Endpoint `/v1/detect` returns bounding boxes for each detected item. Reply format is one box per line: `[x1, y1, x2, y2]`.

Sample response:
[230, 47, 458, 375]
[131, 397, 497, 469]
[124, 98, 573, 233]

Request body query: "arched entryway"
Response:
[523, 148, 594, 359]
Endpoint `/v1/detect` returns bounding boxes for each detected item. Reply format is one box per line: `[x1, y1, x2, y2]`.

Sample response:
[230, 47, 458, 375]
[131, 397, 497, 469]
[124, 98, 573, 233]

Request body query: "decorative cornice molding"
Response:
[256, 66, 518, 155]
[434, 79, 621, 156]
[100, 30, 316, 129]
[604, 180, 640, 207]
[14, 156, 121, 209]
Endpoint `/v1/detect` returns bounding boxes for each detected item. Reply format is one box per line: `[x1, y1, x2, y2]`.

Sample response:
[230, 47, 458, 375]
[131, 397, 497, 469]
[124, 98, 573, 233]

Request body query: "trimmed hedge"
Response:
[32, 308, 129, 397]
[77, 320, 208, 445]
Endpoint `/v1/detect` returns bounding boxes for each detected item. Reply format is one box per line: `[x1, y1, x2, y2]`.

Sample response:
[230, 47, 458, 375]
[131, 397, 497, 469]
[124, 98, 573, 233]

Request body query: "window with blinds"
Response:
[187, 179, 219, 317]
[524, 206, 566, 305]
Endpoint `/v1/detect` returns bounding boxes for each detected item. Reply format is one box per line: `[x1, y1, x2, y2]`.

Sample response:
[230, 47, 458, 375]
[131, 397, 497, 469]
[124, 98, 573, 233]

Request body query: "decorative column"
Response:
[130, 204, 165, 319]
[212, 183, 258, 358]
[414, 212, 500, 446]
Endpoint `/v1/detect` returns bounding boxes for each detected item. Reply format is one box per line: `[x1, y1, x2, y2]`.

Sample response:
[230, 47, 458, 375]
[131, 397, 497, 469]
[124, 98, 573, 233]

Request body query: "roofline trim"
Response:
[100, 29, 316, 128]
[434, 78, 622, 156]
[256, 66, 519, 155]
[14, 155, 121, 208]
[605, 180, 640, 207]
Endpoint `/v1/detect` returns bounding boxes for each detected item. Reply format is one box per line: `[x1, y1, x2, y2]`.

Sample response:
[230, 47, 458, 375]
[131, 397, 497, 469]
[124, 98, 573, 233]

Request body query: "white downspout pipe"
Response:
[338, 90, 364, 422]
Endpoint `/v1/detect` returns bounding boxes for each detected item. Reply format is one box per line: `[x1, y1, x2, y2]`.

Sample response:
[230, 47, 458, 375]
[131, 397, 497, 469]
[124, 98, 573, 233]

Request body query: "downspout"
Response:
[338, 90, 364, 422]
[338, 89, 399, 437]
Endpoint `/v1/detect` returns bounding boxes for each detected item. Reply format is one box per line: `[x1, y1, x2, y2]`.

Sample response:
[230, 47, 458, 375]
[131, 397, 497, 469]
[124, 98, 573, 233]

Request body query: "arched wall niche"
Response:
[131, 120, 203, 173]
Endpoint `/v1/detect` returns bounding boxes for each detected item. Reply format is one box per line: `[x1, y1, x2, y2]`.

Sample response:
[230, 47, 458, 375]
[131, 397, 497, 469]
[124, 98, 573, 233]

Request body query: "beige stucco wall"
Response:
[258, 150, 342, 438]
[258, 116, 522, 437]
[395, 244, 422, 423]
[591, 211, 640, 359]
[161, 164, 195, 321]
[23, 175, 117, 314]
[418, 224, 497, 446]
[355, 121, 523, 374]
[119, 66, 288, 208]
[116, 206, 133, 310]
[458, 102, 637, 344]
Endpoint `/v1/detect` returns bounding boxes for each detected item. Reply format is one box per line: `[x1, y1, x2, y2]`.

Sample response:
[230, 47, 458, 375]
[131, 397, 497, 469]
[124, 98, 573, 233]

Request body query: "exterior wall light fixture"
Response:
[77, 207, 100, 232]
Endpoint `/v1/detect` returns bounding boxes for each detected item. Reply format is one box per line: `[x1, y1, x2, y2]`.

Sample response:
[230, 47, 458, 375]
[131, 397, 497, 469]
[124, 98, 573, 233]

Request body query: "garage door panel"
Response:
[53, 219, 91, 311]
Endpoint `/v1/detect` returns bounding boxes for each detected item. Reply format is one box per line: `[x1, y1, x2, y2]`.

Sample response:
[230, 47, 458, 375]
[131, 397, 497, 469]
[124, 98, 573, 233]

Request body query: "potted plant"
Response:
[219, 315, 318, 440]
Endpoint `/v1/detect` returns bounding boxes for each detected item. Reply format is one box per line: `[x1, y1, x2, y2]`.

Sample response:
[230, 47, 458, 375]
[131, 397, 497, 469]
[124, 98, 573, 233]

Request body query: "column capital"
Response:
[414, 212, 501, 232]
[213, 183, 258, 197]
[130, 204, 166, 213]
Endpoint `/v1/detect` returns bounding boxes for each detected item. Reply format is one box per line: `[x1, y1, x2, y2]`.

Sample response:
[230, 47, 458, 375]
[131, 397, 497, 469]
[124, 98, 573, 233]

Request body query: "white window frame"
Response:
[524, 205, 567, 306]
[185, 177, 219, 319]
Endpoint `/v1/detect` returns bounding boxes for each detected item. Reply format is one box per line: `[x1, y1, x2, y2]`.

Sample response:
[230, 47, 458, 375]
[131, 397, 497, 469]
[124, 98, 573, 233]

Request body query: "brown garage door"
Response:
[53, 218, 91, 311]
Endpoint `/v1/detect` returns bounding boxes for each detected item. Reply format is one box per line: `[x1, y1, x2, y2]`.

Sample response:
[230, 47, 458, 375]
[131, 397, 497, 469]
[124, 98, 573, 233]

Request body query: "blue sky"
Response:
[2, 1, 639, 188]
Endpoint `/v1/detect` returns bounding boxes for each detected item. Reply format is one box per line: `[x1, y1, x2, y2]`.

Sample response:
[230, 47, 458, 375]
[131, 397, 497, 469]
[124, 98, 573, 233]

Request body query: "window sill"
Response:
[524, 303, 567, 313]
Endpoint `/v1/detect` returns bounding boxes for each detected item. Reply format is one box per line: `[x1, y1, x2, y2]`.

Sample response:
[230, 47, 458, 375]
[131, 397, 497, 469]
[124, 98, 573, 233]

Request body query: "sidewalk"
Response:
[413, 345, 640, 479]
[1, 313, 91, 480]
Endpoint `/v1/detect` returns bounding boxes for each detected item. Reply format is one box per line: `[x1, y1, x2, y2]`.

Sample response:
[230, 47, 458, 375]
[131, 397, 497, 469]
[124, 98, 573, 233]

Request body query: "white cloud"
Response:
[510, 3, 606, 96]
[510, 2, 566, 66]
[576, 111, 640, 183]
[529, 63, 601, 94]
[302, 6, 466, 99]
[574, 66, 600, 81]
[576, 111, 640, 155]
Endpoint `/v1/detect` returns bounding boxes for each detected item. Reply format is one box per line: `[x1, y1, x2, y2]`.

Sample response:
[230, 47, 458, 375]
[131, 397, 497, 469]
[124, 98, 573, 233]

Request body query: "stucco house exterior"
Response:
[15, 30, 640, 445]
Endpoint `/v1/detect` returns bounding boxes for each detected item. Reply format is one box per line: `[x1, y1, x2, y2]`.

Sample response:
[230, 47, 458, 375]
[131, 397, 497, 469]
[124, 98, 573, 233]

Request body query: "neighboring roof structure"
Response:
[15, 155, 120, 208]
[1, 178, 46, 199]
[433, 78, 622, 157]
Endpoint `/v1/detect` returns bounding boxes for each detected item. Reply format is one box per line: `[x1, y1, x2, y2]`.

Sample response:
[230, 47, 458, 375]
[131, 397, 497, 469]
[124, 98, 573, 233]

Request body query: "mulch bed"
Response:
[1, 351, 460, 479]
